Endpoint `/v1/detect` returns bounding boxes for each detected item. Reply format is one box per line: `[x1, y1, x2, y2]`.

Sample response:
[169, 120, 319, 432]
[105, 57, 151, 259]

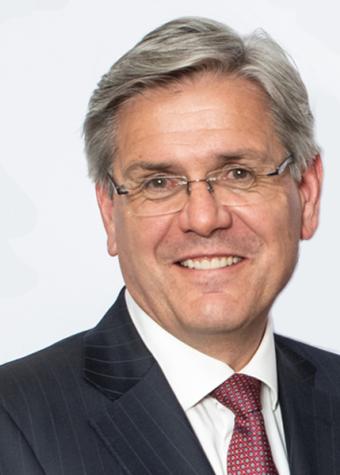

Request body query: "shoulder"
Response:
[0, 328, 112, 467]
[0, 290, 127, 411]
[275, 333, 340, 362]
[0, 330, 85, 379]
[0, 319, 126, 472]
[275, 333, 340, 386]
[0, 331, 87, 408]
[0, 290, 127, 393]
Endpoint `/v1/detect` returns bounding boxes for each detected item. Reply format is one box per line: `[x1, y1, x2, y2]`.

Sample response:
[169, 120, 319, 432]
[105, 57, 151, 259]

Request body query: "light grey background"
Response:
[1, 0, 339, 364]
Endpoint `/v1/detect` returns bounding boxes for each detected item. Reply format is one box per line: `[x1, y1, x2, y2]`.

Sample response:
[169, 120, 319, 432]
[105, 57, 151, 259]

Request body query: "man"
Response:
[0, 16, 338, 475]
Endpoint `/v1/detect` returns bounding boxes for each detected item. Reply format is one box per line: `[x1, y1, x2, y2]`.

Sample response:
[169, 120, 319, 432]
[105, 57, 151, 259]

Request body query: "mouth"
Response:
[178, 256, 243, 270]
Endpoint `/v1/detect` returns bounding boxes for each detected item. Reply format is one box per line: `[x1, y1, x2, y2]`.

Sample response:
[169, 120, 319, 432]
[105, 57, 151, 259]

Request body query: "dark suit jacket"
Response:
[1, 289, 340, 474]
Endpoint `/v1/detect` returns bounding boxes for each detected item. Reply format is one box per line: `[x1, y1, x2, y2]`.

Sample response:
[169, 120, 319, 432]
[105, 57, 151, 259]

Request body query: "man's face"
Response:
[97, 73, 321, 352]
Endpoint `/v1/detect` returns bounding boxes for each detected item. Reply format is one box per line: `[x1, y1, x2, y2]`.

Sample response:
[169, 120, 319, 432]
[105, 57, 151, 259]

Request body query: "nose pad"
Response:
[187, 178, 214, 194]
[206, 180, 214, 193]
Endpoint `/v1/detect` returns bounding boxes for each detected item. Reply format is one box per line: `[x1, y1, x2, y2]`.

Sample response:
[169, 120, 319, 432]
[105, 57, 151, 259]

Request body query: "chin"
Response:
[182, 298, 252, 333]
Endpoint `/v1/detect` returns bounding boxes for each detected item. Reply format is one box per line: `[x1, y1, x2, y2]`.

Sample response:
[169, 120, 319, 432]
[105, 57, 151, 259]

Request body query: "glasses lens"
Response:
[125, 191, 184, 217]
[216, 185, 279, 208]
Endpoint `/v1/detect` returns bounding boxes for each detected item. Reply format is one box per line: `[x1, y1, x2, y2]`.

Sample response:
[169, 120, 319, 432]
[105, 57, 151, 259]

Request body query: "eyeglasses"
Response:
[107, 154, 294, 217]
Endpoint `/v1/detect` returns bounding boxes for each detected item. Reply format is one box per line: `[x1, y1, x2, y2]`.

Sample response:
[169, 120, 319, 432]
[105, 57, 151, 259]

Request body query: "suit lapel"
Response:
[276, 336, 335, 475]
[83, 290, 214, 474]
[89, 362, 214, 474]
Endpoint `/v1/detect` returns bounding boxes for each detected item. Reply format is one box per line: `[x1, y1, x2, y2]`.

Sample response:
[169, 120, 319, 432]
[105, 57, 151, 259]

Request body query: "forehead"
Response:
[115, 73, 283, 174]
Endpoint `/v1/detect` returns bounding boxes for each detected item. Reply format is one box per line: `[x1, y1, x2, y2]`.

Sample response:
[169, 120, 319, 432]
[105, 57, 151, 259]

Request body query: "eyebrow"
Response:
[122, 150, 271, 177]
[218, 150, 273, 164]
[124, 161, 175, 176]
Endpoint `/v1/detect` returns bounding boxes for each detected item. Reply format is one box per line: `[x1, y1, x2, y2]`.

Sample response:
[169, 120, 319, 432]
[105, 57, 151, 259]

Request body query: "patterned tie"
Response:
[212, 373, 278, 475]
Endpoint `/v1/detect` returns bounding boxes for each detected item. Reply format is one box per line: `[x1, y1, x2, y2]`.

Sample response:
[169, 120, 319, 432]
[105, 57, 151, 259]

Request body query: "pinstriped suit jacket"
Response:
[1, 289, 340, 474]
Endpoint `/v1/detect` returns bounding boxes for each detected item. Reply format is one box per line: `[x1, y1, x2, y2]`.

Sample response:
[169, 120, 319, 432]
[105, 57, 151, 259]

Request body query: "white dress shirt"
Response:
[125, 290, 290, 475]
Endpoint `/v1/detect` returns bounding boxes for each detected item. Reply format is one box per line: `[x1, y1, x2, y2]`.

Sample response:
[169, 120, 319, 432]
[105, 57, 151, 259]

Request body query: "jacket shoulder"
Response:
[0, 330, 95, 422]
[275, 333, 340, 390]
[0, 291, 127, 408]
[0, 330, 115, 473]
[0, 331, 86, 390]
[275, 334, 340, 363]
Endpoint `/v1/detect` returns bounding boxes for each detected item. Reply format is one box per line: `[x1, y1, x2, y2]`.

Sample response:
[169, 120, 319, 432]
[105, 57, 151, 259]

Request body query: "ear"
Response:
[299, 154, 323, 240]
[95, 183, 118, 256]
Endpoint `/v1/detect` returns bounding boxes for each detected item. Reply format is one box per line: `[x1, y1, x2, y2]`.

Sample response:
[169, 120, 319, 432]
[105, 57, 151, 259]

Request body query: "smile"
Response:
[179, 256, 243, 270]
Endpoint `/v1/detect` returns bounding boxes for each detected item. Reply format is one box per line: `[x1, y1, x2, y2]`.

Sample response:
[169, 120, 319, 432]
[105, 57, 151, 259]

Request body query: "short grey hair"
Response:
[83, 16, 319, 184]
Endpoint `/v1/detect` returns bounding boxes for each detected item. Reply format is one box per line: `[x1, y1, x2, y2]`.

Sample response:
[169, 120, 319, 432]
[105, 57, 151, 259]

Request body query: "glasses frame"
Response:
[107, 154, 294, 198]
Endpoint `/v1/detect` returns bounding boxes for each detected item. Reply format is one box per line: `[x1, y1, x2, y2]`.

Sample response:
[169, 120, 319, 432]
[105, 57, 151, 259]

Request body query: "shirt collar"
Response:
[125, 289, 278, 411]
[240, 318, 278, 410]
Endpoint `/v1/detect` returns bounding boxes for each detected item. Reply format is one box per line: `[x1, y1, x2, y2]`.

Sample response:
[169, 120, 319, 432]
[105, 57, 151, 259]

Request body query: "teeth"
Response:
[180, 256, 242, 270]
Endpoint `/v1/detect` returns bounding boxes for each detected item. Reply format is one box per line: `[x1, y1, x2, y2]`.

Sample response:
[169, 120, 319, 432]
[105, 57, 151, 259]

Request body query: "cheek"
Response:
[280, 189, 303, 244]
[260, 186, 302, 242]
[114, 211, 172, 269]
[236, 188, 302, 269]
[260, 191, 302, 280]
[115, 224, 150, 290]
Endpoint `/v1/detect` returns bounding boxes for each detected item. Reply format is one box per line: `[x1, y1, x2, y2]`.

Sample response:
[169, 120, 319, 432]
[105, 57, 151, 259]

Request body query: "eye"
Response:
[227, 167, 253, 181]
[142, 176, 181, 196]
[212, 165, 256, 189]
[144, 177, 171, 190]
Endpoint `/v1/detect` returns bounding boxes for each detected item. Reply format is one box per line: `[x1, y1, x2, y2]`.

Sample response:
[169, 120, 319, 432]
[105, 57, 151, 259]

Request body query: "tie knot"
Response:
[212, 373, 262, 416]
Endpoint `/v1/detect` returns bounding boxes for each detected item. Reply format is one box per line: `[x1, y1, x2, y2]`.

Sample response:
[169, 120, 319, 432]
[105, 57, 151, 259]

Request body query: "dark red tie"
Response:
[212, 373, 278, 475]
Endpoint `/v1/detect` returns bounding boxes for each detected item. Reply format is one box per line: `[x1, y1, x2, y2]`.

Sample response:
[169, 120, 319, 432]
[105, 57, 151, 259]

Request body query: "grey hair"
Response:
[83, 16, 319, 184]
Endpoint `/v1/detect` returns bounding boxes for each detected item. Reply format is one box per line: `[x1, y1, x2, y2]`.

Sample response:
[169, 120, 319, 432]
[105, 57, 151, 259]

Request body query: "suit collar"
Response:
[83, 289, 215, 474]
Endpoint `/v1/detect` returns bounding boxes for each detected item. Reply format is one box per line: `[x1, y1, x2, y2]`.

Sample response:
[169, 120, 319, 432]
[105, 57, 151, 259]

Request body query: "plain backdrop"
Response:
[1, 0, 339, 364]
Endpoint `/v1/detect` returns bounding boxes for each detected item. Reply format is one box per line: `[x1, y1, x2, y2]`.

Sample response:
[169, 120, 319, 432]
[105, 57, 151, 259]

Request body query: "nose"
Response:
[177, 181, 233, 237]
